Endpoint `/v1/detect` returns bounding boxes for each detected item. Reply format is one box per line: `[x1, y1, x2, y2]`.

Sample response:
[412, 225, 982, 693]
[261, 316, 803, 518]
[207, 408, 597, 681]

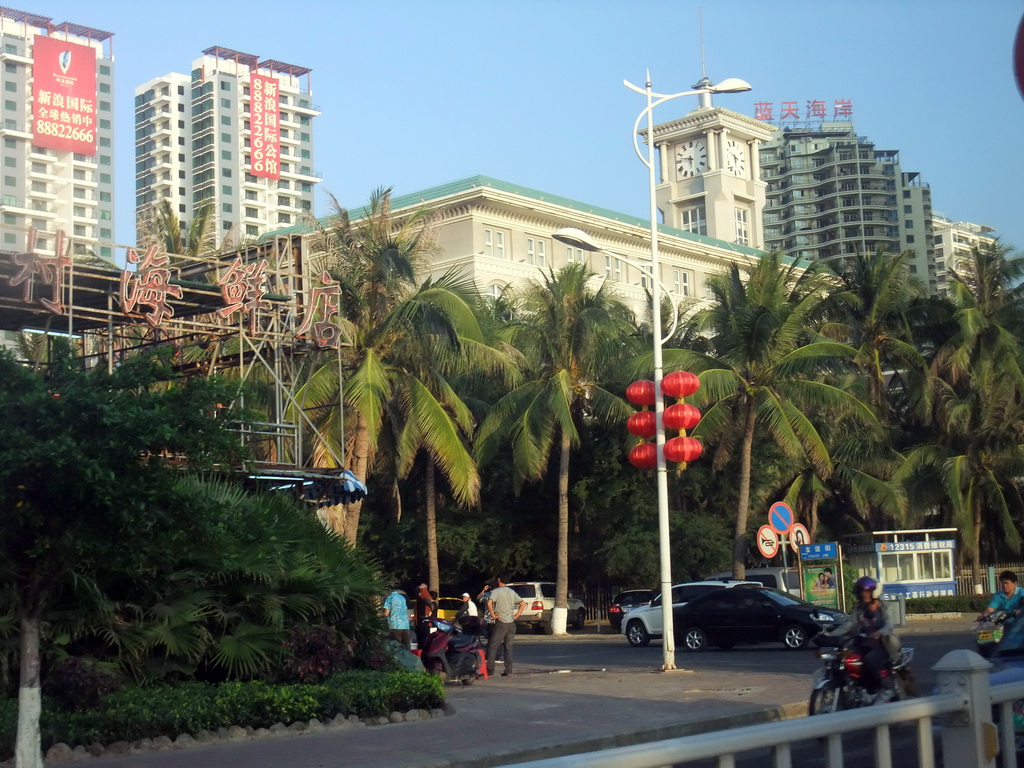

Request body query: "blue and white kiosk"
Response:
[843, 528, 957, 600]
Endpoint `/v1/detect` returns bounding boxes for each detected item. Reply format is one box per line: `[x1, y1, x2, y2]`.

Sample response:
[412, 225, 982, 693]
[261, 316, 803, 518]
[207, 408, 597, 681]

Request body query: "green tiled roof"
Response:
[260, 174, 776, 262]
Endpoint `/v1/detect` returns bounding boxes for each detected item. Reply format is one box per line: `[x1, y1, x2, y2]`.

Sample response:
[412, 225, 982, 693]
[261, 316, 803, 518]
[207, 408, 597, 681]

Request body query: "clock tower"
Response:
[650, 77, 776, 248]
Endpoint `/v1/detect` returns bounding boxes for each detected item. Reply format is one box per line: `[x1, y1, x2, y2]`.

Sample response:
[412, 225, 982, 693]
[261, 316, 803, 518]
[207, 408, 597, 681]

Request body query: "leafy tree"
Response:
[475, 263, 637, 633]
[667, 252, 876, 578]
[0, 345, 245, 768]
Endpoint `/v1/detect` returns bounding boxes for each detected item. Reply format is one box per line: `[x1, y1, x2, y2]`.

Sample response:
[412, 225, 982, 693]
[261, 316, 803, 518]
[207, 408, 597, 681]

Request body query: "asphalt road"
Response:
[513, 629, 968, 693]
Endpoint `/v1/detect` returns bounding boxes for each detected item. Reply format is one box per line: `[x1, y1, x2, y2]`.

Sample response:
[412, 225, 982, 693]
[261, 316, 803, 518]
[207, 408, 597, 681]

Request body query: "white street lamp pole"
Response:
[623, 72, 751, 671]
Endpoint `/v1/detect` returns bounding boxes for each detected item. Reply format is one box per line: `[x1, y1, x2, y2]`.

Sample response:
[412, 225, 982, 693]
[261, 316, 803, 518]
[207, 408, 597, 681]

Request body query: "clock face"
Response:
[726, 139, 746, 177]
[676, 139, 708, 178]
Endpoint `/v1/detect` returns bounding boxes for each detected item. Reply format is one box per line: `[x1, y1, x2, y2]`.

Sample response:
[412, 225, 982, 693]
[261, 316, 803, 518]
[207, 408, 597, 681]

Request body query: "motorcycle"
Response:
[809, 633, 916, 714]
[420, 618, 484, 685]
[974, 610, 1009, 658]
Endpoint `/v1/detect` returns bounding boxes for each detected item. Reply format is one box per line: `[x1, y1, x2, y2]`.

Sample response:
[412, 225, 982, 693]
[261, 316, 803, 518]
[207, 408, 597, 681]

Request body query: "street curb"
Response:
[442, 700, 809, 768]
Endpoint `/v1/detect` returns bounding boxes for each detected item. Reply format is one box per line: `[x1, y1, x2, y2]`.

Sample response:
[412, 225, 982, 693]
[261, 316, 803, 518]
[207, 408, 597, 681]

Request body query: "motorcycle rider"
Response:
[817, 576, 901, 701]
[981, 570, 1024, 652]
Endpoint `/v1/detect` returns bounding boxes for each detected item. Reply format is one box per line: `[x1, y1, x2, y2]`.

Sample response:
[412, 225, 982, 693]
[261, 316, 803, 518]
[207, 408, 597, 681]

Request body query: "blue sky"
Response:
[28, 0, 1024, 254]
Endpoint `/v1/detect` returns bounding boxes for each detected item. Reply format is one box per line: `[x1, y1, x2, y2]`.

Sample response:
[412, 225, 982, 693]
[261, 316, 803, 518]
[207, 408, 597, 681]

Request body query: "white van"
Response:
[706, 568, 803, 597]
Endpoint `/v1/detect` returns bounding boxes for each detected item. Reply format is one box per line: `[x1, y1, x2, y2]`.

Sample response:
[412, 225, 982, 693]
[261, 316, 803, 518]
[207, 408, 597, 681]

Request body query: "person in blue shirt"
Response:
[382, 588, 411, 650]
[984, 571, 1024, 652]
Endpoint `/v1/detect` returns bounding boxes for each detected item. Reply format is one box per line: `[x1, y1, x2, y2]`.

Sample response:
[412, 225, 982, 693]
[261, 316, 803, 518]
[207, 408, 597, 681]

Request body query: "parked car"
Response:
[706, 568, 802, 596]
[673, 586, 847, 651]
[608, 589, 656, 632]
[622, 579, 758, 647]
[506, 581, 585, 634]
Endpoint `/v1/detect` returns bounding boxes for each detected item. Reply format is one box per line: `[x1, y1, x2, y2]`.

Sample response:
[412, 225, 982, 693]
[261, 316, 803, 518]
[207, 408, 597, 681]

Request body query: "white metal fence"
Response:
[507, 650, 1024, 768]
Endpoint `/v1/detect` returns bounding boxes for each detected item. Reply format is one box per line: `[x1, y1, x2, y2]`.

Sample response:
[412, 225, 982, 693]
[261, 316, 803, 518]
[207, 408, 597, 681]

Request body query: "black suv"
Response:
[608, 589, 655, 632]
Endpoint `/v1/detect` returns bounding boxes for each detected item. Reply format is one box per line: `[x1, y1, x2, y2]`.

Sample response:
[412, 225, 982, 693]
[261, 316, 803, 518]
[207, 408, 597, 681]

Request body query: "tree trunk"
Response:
[16, 614, 43, 768]
[733, 398, 757, 580]
[343, 410, 371, 545]
[552, 430, 571, 636]
[809, 495, 820, 542]
[426, 460, 439, 594]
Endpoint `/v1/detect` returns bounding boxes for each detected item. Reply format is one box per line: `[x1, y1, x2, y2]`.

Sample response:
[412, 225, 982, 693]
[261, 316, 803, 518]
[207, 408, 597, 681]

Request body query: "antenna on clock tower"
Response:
[693, 7, 715, 109]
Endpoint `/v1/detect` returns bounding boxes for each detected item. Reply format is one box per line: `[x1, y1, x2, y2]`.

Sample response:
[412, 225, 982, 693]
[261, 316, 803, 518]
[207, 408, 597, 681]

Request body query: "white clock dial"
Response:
[675, 139, 708, 178]
[725, 139, 746, 177]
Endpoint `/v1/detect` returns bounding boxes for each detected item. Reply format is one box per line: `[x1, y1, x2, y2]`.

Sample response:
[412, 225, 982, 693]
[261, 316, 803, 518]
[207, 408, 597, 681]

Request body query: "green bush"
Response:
[0, 670, 444, 759]
[903, 595, 991, 615]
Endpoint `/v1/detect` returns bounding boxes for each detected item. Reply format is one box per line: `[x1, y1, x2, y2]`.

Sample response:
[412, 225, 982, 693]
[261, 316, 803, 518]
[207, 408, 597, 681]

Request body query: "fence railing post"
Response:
[934, 649, 998, 767]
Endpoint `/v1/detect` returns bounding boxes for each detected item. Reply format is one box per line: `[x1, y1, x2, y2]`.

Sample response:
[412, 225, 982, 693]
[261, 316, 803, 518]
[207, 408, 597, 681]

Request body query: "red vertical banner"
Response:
[250, 73, 281, 180]
[31, 35, 98, 155]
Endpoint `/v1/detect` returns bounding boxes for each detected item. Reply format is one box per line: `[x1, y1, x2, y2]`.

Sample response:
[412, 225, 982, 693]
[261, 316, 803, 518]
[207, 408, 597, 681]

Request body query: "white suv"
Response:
[622, 579, 758, 647]
[506, 581, 586, 634]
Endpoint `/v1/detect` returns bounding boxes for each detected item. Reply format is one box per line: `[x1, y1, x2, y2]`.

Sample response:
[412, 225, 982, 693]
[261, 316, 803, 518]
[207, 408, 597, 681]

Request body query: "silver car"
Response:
[506, 581, 585, 634]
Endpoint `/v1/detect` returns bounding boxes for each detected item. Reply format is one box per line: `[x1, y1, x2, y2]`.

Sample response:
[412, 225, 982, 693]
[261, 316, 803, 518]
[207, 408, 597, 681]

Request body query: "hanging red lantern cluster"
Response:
[626, 372, 704, 470]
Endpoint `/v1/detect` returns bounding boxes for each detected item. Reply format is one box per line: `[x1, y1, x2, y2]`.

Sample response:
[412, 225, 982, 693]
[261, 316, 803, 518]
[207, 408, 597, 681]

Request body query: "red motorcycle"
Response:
[809, 633, 917, 714]
[420, 618, 484, 685]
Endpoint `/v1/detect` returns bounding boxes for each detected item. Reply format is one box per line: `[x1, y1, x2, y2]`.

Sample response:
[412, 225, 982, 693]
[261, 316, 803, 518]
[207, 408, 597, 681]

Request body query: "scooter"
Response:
[809, 633, 916, 714]
[420, 618, 483, 685]
[974, 610, 1009, 658]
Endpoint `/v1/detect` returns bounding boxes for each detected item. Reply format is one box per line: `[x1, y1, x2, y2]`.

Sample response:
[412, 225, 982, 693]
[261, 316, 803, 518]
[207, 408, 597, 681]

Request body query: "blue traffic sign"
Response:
[768, 502, 794, 534]
[799, 542, 837, 561]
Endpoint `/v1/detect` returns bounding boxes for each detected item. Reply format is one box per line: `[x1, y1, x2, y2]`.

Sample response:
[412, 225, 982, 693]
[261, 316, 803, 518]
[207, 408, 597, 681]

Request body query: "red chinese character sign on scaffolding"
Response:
[31, 35, 98, 155]
[295, 271, 342, 348]
[120, 246, 184, 327]
[218, 256, 271, 333]
[8, 227, 70, 314]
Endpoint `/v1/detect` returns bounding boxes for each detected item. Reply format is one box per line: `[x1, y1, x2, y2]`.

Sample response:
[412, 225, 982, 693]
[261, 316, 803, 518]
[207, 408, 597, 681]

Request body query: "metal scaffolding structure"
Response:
[0, 224, 364, 510]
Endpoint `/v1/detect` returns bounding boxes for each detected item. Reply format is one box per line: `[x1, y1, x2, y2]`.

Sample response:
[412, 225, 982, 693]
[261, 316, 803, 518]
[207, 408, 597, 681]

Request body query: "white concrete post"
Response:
[934, 649, 997, 767]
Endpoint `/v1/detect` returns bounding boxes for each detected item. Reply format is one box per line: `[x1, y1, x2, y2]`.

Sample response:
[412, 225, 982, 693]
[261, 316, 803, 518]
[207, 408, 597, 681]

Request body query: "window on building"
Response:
[3, 81, 16, 92]
[221, 81, 231, 91]
[100, 228, 111, 239]
[906, 235, 915, 244]
[222, 132, 231, 143]
[223, 221, 233, 230]
[222, 185, 232, 195]
[566, 246, 583, 264]
[246, 224, 259, 236]
[680, 206, 706, 236]
[221, 116, 231, 126]
[735, 208, 750, 246]
[904, 205, 913, 214]
[3, 99, 15, 111]
[905, 220, 914, 229]
[277, 213, 291, 224]
[99, 101, 110, 112]
[3, 175, 14, 187]
[246, 207, 259, 217]
[99, 83, 111, 93]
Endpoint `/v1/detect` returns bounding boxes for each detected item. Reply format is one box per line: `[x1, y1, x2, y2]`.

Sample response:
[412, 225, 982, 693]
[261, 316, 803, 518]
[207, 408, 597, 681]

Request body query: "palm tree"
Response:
[818, 249, 930, 423]
[666, 252, 878, 578]
[475, 262, 637, 634]
[142, 199, 217, 265]
[296, 188, 505, 552]
[902, 242, 1024, 585]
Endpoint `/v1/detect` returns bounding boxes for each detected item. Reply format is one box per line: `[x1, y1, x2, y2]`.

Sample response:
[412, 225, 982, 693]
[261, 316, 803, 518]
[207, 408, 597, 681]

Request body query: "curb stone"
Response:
[23, 704, 445, 765]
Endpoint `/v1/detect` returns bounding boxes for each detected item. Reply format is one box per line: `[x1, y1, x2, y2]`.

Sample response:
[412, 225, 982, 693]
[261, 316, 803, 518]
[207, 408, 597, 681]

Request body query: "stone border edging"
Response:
[3, 704, 455, 766]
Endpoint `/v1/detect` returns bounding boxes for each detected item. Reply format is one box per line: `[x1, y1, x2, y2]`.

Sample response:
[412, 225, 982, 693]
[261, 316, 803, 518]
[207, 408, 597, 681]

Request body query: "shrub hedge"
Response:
[0, 670, 444, 759]
[903, 595, 991, 615]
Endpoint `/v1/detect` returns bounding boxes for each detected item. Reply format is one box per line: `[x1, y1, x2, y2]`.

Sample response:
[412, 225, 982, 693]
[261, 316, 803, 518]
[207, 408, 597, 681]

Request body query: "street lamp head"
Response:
[708, 77, 752, 94]
[552, 227, 603, 253]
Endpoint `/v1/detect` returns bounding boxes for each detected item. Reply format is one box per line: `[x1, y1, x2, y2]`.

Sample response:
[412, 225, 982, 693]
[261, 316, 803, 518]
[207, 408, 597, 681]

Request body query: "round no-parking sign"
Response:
[768, 501, 794, 534]
[757, 524, 779, 559]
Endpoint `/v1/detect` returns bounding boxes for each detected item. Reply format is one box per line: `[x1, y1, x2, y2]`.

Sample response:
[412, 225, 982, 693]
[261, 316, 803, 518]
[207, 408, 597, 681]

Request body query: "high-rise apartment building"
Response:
[759, 122, 937, 292]
[0, 6, 115, 259]
[932, 213, 997, 296]
[135, 47, 320, 246]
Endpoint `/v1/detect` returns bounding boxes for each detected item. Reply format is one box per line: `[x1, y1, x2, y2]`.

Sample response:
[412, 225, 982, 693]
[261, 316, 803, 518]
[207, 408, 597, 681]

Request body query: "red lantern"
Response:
[663, 436, 703, 464]
[663, 403, 701, 431]
[628, 442, 658, 470]
[627, 410, 657, 438]
[662, 371, 699, 399]
[626, 380, 656, 406]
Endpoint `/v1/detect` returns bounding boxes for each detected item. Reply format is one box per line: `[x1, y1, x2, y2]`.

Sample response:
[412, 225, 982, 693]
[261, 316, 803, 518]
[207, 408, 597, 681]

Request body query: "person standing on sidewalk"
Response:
[486, 575, 525, 677]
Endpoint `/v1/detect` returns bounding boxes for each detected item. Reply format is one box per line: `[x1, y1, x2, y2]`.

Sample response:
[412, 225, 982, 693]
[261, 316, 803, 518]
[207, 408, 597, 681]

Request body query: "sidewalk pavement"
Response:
[79, 617, 970, 768]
